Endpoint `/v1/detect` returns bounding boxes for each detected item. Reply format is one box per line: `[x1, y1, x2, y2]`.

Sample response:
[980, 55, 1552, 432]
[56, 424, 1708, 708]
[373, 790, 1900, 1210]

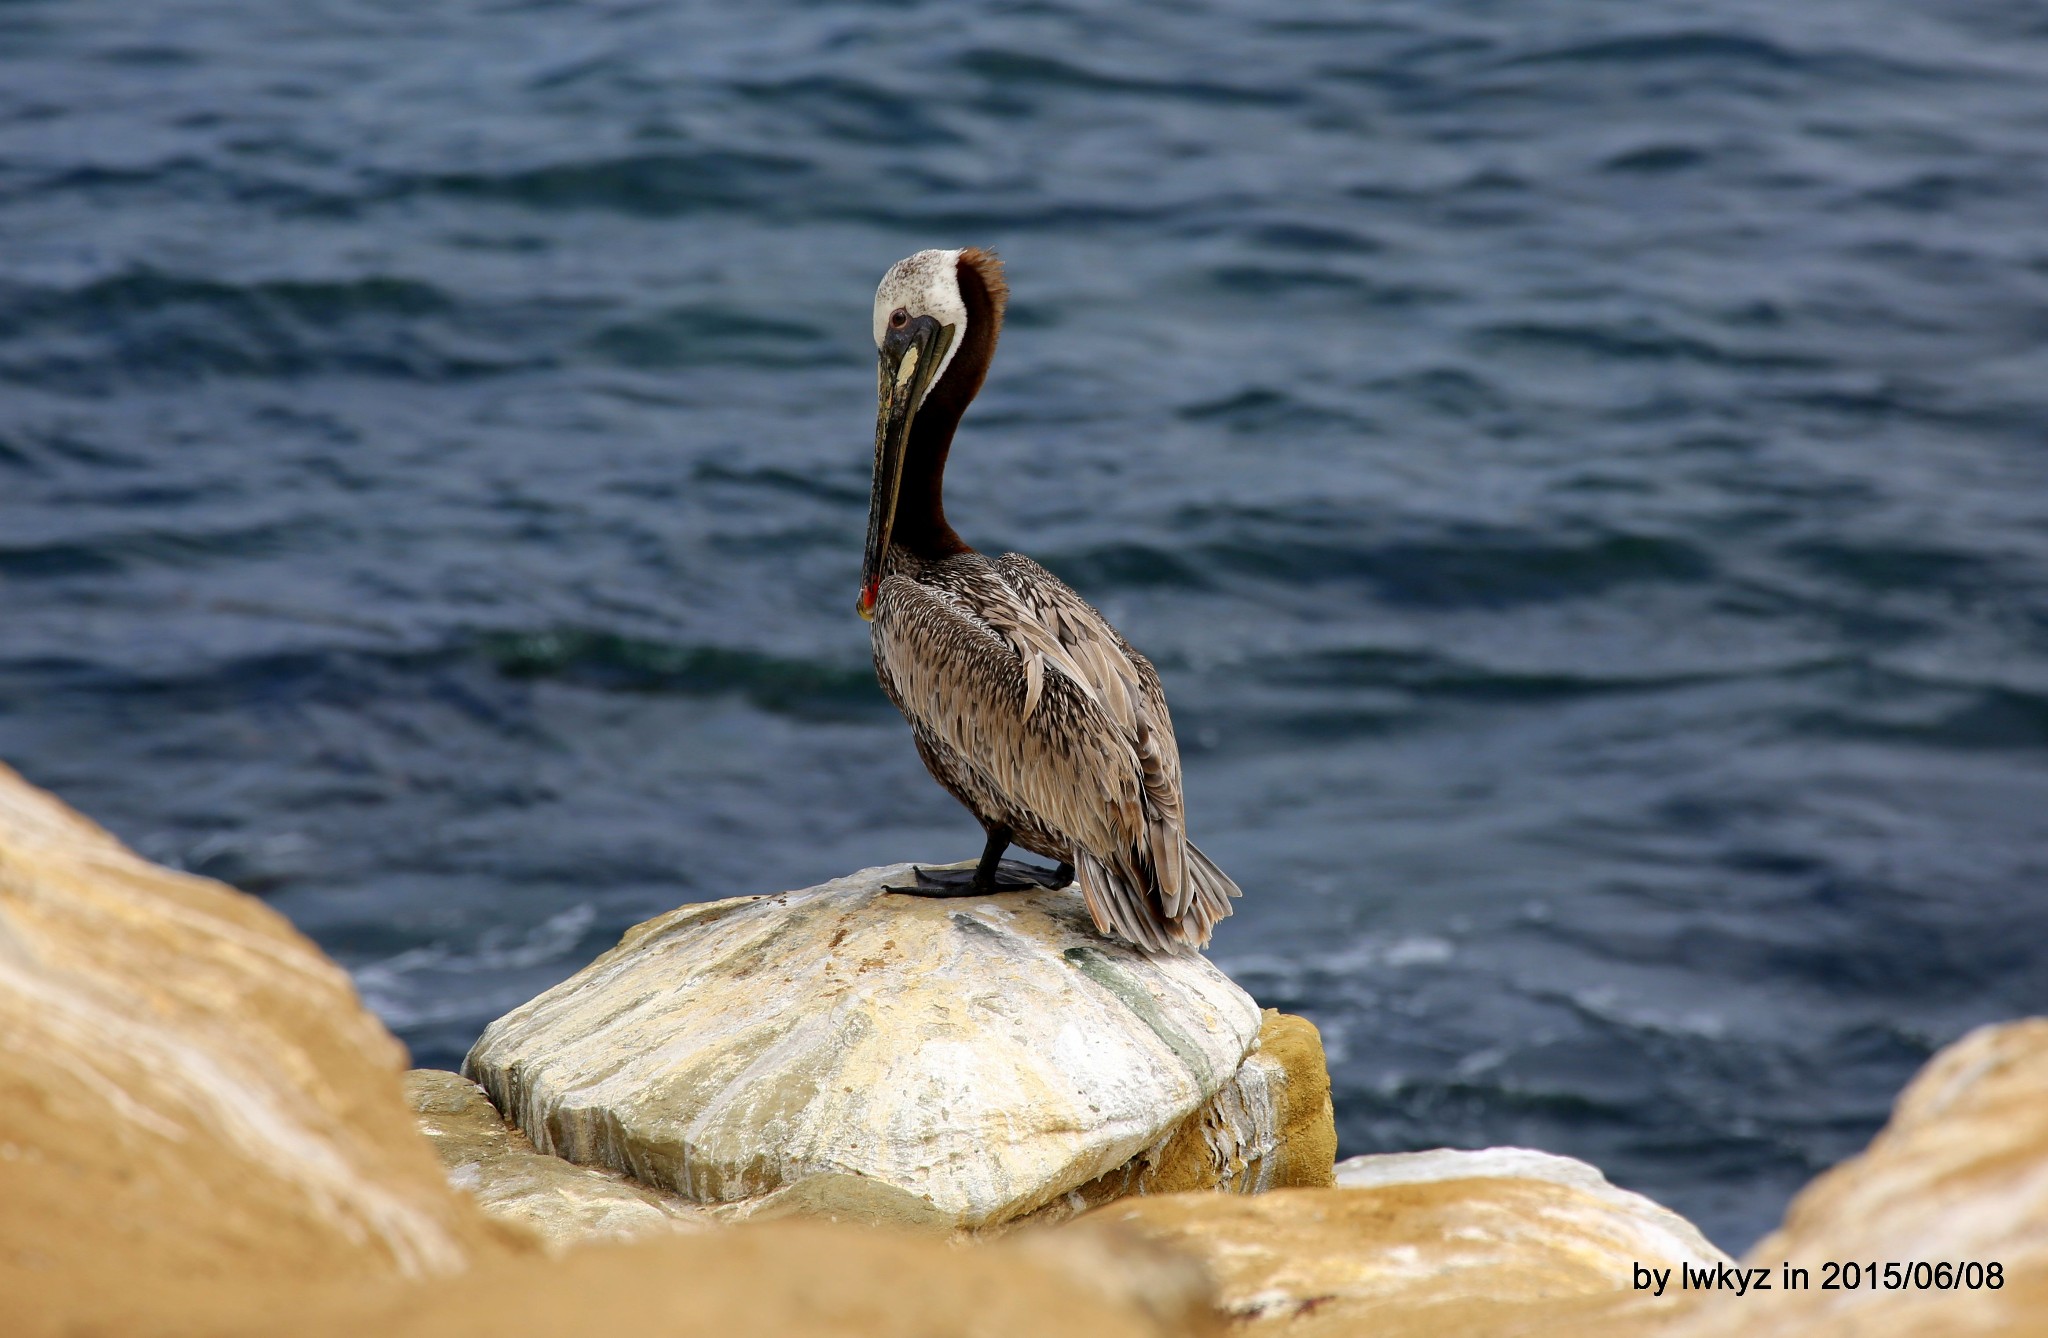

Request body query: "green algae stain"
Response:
[1062, 946, 1214, 1091]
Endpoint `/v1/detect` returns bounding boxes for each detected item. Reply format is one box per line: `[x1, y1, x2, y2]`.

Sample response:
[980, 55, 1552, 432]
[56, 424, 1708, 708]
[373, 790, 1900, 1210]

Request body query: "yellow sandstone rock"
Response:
[0, 762, 511, 1337]
[1084, 1148, 1727, 1336]
[1022, 1009, 1337, 1226]
[268, 1217, 1216, 1338]
[1146, 1009, 1338, 1195]
[1082, 1019, 2048, 1338]
[406, 1068, 713, 1251]
[1669, 1018, 2048, 1338]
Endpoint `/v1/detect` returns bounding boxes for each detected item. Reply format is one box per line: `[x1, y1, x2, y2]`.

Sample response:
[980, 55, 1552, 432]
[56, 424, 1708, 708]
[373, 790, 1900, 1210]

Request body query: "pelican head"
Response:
[859, 248, 969, 620]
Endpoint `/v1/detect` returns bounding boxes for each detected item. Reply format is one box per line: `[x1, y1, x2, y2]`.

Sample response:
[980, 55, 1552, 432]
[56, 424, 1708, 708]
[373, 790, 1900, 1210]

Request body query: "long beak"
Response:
[859, 317, 951, 620]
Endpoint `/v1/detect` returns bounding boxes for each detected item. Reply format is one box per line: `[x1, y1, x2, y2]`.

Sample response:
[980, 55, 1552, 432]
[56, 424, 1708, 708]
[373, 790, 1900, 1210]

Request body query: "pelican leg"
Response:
[887, 826, 1069, 896]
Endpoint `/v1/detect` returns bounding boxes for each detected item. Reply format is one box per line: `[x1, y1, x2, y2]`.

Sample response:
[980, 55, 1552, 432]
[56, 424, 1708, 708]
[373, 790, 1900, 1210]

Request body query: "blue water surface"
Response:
[3, 0, 2046, 1249]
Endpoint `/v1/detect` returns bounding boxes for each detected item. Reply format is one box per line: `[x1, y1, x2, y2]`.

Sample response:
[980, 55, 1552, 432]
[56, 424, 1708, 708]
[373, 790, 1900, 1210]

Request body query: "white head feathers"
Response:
[874, 248, 967, 392]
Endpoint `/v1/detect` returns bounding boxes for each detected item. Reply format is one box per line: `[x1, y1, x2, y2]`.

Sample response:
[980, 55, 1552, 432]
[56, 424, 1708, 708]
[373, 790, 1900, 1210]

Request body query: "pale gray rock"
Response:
[1335, 1146, 1731, 1266]
[405, 1069, 710, 1252]
[463, 863, 1263, 1230]
[1335, 1144, 1612, 1191]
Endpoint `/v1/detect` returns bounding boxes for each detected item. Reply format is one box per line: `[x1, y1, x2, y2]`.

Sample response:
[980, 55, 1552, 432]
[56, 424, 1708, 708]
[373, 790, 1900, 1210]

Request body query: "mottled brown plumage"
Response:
[860, 248, 1239, 954]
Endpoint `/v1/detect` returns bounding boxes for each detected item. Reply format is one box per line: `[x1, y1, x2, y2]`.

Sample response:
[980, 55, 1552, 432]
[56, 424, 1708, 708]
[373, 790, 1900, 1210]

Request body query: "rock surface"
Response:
[431, 1009, 1333, 1246]
[1026, 1009, 1337, 1225]
[271, 1218, 1218, 1338]
[1667, 1018, 2048, 1338]
[0, 762, 508, 1338]
[464, 865, 1270, 1229]
[1089, 1149, 1727, 1335]
[407, 1069, 711, 1251]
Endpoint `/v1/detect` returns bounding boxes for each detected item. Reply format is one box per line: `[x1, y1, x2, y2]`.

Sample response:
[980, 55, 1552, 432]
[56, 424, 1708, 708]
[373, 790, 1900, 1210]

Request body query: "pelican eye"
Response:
[888, 307, 910, 329]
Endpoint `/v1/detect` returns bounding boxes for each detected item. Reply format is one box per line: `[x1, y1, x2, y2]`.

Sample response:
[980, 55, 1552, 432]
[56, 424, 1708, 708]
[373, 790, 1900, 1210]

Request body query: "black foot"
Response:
[886, 859, 1071, 897]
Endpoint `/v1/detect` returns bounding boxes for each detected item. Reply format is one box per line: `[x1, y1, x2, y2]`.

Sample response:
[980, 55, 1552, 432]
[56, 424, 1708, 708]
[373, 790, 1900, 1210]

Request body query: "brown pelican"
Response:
[857, 247, 1240, 954]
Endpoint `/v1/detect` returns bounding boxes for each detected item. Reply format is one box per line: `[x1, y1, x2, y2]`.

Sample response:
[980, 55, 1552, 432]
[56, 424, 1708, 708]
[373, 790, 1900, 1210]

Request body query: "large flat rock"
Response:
[430, 1011, 1333, 1247]
[463, 864, 1265, 1229]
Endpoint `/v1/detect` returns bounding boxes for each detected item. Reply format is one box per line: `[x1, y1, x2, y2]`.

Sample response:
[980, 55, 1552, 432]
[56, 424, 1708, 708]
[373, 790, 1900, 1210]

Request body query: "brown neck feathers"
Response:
[893, 248, 1008, 560]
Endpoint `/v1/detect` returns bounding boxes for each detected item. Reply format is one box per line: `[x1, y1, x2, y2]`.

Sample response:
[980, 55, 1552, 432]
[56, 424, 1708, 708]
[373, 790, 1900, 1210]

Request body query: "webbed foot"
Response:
[885, 859, 1073, 897]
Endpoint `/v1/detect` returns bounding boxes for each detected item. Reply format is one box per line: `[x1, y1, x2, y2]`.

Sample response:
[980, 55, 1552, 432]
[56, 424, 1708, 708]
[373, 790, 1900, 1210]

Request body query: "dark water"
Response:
[5, 0, 2047, 1250]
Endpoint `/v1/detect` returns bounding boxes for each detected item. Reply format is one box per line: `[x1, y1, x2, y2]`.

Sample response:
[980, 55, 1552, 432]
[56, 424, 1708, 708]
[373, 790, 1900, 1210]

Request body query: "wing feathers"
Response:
[1021, 649, 1045, 719]
[872, 552, 1238, 952]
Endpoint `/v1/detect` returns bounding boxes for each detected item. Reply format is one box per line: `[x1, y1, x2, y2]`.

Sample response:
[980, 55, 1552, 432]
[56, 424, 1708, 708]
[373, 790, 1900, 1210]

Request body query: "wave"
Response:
[1781, 540, 1991, 594]
[1472, 319, 1827, 371]
[1794, 683, 2048, 751]
[1030, 541, 1212, 592]
[1502, 31, 1807, 70]
[1254, 647, 1739, 702]
[0, 516, 341, 579]
[1197, 528, 1717, 607]
[14, 630, 888, 724]
[1176, 386, 1375, 434]
[1206, 265, 1443, 306]
[1367, 367, 1510, 419]
[953, 49, 1302, 107]
[585, 306, 830, 370]
[1601, 144, 1711, 175]
[690, 461, 869, 507]
[420, 149, 813, 217]
[0, 271, 453, 325]
[475, 630, 884, 718]
[0, 268, 543, 389]
[1494, 29, 1969, 85]
[352, 905, 600, 1034]
[732, 75, 967, 148]
[1243, 222, 1385, 254]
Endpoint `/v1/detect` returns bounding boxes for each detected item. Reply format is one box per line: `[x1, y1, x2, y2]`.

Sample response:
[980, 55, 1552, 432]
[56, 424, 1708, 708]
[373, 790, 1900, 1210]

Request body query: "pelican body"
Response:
[858, 248, 1239, 954]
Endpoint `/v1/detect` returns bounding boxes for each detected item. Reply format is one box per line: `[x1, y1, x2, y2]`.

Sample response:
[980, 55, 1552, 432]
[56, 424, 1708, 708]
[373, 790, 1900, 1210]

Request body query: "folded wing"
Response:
[870, 554, 1238, 952]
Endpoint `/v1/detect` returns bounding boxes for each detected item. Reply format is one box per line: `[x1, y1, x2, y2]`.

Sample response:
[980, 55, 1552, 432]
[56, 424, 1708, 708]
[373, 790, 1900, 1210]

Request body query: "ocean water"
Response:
[3, 0, 2046, 1250]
